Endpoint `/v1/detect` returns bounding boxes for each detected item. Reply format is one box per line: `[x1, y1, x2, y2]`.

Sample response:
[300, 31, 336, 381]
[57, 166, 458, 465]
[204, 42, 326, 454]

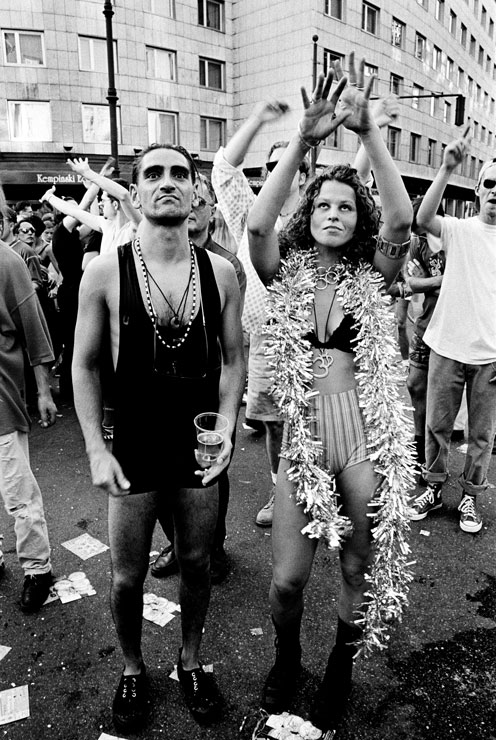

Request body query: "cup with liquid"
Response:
[194, 412, 229, 468]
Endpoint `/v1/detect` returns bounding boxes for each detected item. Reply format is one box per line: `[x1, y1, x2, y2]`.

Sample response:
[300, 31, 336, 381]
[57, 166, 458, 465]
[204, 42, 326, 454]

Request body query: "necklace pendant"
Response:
[169, 315, 181, 331]
[313, 349, 334, 378]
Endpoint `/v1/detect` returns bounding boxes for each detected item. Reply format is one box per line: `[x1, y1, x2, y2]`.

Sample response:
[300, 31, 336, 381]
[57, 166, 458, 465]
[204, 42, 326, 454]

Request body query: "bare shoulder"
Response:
[206, 249, 238, 289]
[81, 251, 119, 294]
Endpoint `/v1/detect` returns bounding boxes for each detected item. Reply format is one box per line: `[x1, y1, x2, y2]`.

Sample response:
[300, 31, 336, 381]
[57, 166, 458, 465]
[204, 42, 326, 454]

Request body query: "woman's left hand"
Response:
[299, 68, 350, 144]
[333, 52, 375, 135]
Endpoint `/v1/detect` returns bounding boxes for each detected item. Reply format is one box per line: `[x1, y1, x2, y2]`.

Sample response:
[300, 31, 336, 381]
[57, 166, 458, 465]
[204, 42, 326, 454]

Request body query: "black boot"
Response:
[310, 617, 361, 731]
[262, 618, 302, 712]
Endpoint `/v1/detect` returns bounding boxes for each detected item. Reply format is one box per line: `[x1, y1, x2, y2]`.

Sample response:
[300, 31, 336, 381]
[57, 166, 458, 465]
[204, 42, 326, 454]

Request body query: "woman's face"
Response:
[310, 179, 358, 249]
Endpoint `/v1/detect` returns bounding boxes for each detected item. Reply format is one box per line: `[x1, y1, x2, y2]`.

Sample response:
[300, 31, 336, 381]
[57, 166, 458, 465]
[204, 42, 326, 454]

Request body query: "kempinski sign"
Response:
[36, 173, 84, 184]
[0, 170, 86, 186]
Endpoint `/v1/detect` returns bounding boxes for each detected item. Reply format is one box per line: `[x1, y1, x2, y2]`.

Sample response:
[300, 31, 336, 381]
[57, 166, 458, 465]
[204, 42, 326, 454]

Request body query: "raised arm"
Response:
[247, 70, 349, 283]
[352, 94, 400, 184]
[67, 158, 142, 227]
[40, 186, 102, 232]
[223, 100, 289, 168]
[417, 125, 471, 237]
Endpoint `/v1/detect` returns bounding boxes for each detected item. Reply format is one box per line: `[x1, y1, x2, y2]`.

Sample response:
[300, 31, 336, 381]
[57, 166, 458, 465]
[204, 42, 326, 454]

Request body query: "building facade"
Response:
[0, 0, 495, 210]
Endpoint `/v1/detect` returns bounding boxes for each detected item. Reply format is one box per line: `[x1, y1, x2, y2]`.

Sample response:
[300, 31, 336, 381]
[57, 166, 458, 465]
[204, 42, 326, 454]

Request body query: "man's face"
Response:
[130, 148, 194, 225]
[16, 221, 36, 246]
[100, 192, 116, 220]
[477, 164, 496, 222]
[17, 205, 33, 220]
[188, 180, 215, 239]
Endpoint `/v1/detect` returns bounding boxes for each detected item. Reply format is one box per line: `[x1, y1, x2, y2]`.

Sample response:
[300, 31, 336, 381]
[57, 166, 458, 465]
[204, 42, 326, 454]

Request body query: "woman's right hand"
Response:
[298, 68, 350, 145]
[333, 52, 375, 136]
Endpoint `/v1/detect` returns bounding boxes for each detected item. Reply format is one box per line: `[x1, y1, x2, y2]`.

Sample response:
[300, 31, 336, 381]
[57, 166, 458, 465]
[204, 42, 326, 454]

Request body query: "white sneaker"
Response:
[256, 492, 275, 528]
[458, 494, 482, 533]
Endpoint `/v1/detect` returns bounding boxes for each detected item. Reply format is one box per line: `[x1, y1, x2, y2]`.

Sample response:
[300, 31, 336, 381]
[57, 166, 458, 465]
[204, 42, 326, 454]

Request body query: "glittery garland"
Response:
[264, 249, 416, 655]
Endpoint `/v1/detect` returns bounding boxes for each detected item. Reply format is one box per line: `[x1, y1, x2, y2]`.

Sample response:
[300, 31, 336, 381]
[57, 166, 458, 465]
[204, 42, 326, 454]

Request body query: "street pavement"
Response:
[1, 380, 496, 740]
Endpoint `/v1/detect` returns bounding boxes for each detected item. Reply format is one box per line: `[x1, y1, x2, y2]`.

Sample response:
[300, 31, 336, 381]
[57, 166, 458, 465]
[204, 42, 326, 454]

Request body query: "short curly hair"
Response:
[278, 164, 380, 265]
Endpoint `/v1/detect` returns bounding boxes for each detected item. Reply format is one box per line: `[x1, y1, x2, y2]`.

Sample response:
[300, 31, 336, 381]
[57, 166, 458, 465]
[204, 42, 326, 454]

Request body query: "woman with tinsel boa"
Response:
[247, 53, 415, 731]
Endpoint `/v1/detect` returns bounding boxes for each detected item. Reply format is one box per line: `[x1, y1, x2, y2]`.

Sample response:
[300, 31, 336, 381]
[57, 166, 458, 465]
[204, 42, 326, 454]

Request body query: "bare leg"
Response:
[264, 420, 284, 475]
[173, 485, 219, 670]
[108, 491, 160, 675]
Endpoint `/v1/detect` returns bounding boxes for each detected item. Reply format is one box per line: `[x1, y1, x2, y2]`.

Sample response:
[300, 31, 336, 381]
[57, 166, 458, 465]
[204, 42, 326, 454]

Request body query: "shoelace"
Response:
[414, 488, 436, 508]
[121, 676, 137, 700]
[459, 496, 478, 520]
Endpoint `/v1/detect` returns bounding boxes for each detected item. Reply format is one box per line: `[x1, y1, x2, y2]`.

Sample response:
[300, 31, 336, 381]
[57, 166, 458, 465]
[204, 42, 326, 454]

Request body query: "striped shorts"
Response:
[282, 388, 368, 476]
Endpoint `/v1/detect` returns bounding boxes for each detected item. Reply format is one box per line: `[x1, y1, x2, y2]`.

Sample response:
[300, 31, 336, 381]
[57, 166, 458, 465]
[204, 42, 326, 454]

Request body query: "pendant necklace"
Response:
[134, 237, 197, 350]
[315, 264, 337, 291]
[312, 288, 337, 379]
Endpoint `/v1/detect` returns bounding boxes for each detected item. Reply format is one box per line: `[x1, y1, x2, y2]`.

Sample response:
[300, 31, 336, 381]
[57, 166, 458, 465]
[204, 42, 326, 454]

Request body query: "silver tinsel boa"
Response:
[264, 248, 416, 655]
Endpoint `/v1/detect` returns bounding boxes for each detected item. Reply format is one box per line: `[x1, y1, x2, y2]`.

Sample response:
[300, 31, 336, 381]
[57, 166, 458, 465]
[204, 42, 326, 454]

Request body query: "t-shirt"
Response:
[10, 240, 44, 290]
[98, 217, 137, 256]
[0, 245, 54, 435]
[409, 234, 445, 338]
[423, 216, 496, 363]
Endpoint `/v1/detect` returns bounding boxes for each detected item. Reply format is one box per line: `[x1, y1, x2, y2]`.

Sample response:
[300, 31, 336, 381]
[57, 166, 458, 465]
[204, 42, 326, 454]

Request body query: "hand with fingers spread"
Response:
[298, 68, 350, 147]
[67, 156, 92, 178]
[442, 124, 471, 172]
[333, 52, 375, 136]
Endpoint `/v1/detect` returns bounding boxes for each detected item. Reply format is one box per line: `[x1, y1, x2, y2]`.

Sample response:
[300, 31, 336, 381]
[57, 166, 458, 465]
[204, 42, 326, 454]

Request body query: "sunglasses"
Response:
[19, 227, 35, 235]
[482, 178, 496, 190]
[191, 193, 213, 209]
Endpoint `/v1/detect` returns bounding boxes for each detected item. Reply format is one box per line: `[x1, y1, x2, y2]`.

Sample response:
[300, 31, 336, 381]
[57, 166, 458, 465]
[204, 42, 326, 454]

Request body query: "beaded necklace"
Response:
[134, 237, 197, 350]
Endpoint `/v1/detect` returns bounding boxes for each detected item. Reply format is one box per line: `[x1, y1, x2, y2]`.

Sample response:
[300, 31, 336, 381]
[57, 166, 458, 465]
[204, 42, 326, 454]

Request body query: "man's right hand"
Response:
[252, 100, 290, 124]
[89, 449, 131, 497]
[442, 124, 471, 171]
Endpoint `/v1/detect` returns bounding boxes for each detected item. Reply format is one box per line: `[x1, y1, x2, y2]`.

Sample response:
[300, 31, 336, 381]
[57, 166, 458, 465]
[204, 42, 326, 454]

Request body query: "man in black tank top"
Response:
[72, 144, 245, 733]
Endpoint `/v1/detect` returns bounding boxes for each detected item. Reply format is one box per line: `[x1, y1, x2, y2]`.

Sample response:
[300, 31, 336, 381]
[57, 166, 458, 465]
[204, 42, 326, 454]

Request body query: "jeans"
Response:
[424, 350, 496, 495]
[0, 431, 51, 574]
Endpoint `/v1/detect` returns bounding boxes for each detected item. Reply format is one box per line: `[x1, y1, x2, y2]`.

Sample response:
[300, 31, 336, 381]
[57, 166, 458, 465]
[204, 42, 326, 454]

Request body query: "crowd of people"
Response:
[1, 52, 496, 737]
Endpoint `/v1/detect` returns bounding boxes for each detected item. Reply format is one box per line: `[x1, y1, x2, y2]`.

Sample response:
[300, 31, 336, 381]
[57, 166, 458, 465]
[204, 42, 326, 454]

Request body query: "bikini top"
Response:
[304, 313, 358, 353]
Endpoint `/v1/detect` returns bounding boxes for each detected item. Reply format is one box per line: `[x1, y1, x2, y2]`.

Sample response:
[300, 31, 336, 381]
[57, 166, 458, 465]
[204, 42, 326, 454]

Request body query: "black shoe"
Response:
[112, 665, 148, 733]
[20, 572, 52, 613]
[210, 548, 229, 585]
[177, 650, 223, 724]
[151, 544, 179, 578]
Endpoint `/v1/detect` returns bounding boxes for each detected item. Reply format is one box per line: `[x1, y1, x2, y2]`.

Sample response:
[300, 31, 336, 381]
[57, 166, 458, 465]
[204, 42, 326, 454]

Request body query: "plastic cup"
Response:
[194, 412, 229, 468]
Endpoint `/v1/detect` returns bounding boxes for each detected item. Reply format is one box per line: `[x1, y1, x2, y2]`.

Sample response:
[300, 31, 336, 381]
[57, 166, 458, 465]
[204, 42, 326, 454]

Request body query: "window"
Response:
[416, 0, 427, 7]
[489, 19, 494, 39]
[150, 0, 175, 17]
[412, 84, 423, 110]
[428, 139, 436, 166]
[470, 35, 476, 57]
[82, 103, 121, 143]
[146, 47, 176, 81]
[457, 67, 464, 88]
[467, 77, 474, 97]
[443, 100, 451, 124]
[415, 33, 427, 61]
[78, 36, 118, 72]
[476, 85, 482, 104]
[487, 56, 492, 74]
[324, 0, 343, 19]
[481, 126, 486, 144]
[430, 96, 438, 117]
[364, 63, 378, 94]
[474, 0, 479, 16]
[390, 74, 403, 95]
[491, 98, 495, 116]
[460, 24, 467, 47]
[469, 156, 476, 179]
[199, 57, 225, 90]
[148, 110, 178, 145]
[473, 121, 479, 140]
[324, 128, 341, 149]
[446, 57, 453, 80]
[435, 0, 444, 22]
[200, 116, 225, 151]
[198, 0, 225, 32]
[3, 30, 45, 66]
[432, 46, 442, 70]
[449, 10, 457, 35]
[8, 101, 51, 140]
[362, 2, 379, 35]
[409, 133, 421, 163]
[387, 127, 400, 158]
[482, 5, 487, 28]
[391, 17, 405, 47]
[478, 45, 484, 65]
[323, 49, 343, 76]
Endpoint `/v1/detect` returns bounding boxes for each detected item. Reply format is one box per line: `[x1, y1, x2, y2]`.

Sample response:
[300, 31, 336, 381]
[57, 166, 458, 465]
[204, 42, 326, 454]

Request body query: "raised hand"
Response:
[299, 69, 350, 145]
[253, 100, 290, 124]
[67, 156, 91, 177]
[40, 185, 56, 203]
[100, 156, 116, 178]
[372, 94, 400, 128]
[443, 125, 471, 171]
[333, 52, 375, 135]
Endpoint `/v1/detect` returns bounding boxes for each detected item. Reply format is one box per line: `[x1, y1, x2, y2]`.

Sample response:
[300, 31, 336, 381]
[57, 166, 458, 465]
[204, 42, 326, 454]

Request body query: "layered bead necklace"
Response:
[134, 237, 197, 350]
[311, 265, 338, 378]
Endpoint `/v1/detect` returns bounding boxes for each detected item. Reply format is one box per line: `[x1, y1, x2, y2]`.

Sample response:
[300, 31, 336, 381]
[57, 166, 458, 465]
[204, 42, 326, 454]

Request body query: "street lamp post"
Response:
[310, 34, 319, 176]
[103, 0, 120, 175]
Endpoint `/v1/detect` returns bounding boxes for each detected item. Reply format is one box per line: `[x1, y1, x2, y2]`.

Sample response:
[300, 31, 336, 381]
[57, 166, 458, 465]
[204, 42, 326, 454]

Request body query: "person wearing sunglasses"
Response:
[72, 143, 245, 733]
[212, 99, 310, 531]
[11, 219, 45, 293]
[411, 134, 496, 534]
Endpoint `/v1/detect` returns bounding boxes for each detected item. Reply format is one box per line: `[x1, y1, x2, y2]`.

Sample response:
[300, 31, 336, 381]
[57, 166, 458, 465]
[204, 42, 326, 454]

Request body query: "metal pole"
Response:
[103, 1, 120, 175]
[310, 35, 319, 176]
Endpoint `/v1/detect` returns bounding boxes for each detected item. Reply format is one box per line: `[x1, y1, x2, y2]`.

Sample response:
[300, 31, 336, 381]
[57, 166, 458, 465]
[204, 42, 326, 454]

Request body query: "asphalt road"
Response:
[1, 382, 496, 740]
